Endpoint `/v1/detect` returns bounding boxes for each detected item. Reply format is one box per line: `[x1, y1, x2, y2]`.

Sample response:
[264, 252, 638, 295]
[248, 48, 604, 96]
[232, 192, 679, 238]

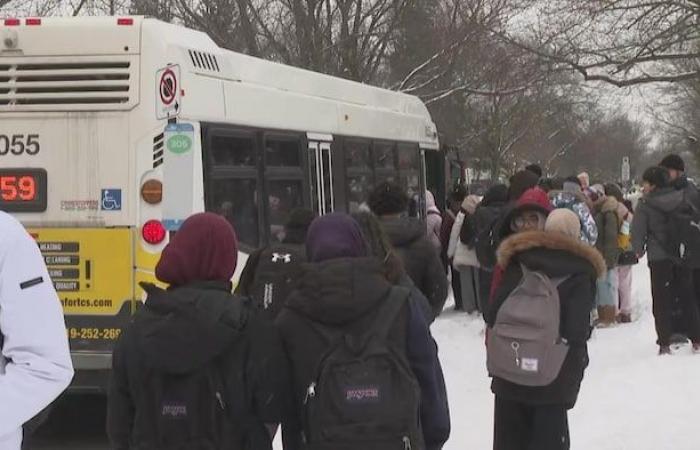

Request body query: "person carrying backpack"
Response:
[659, 154, 700, 314]
[369, 182, 448, 319]
[448, 194, 481, 313]
[604, 184, 637, 323]
[426, 190, 443, 254]
[631, 167, 700, 355]
[0, 212, 73, 450]
[236, 208, 316, 320]
[549, 177, 598, 246]
[590, 184, 622, 327]
[276, 213, 450, 450]
[108, 213, 288, 450]
[469, 184, 509, 312]
[485, 208, 605, 450]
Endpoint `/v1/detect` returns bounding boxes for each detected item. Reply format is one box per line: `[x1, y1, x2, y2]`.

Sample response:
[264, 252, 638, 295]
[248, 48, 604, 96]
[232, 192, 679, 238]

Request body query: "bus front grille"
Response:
[0, 57, 137, 111]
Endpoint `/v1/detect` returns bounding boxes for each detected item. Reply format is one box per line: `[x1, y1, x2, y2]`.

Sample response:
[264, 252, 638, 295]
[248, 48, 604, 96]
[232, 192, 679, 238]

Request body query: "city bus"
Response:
[0, 16, 440, 391]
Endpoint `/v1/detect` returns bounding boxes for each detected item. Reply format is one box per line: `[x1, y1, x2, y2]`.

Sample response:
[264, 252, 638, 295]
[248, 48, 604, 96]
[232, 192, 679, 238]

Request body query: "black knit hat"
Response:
[659, 154, 685, 172]
[368, 181, 410, 216]
[508, 170, 540, 201]
[525, 164, 543, 178]
[284, 208, 317, 244]
[642, 166, 670, 188]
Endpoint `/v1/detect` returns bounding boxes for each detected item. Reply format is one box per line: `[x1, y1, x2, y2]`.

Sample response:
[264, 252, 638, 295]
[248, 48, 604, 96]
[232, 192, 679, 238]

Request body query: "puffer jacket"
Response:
[631, 187, 685, 262]
[549, 191, 598, 245]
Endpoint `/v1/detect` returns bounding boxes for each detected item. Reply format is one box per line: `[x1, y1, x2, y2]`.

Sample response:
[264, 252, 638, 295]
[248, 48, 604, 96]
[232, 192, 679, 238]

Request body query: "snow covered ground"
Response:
[436, 261, 700, 450]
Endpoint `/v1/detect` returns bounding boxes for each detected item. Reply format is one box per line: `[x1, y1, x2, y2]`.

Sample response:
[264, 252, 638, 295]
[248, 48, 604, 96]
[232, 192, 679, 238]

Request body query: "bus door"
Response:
[307, 134, 334, 215]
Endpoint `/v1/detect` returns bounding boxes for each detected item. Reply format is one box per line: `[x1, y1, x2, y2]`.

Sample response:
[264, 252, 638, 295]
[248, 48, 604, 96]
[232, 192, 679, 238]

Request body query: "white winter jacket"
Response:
[448, 211, 480, 271]
[0, 212, 73, 450]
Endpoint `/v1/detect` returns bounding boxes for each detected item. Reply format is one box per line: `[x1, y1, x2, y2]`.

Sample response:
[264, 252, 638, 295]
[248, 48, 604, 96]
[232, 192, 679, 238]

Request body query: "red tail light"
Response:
[117, 18, 134, 26]
[26, 18, 41, 26]
[142, 220, 166, 245]
[4, 18, 20, 26]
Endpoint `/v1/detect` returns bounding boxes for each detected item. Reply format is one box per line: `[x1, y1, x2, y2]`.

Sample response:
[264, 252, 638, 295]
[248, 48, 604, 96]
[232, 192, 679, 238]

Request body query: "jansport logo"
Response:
[345, 386, 381, 403]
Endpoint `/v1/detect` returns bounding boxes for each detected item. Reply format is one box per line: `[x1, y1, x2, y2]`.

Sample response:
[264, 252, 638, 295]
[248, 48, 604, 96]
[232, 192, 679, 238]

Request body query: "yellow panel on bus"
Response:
[27, 228, 134, 316]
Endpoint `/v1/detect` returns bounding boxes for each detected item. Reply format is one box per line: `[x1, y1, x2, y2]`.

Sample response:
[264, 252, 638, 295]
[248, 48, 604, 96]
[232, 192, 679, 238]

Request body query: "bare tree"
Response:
[496, 0, 700, 87]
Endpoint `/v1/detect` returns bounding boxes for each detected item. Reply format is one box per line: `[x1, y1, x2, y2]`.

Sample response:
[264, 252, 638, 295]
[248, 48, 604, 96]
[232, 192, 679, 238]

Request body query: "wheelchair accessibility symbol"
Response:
[101, 189, 122, 211]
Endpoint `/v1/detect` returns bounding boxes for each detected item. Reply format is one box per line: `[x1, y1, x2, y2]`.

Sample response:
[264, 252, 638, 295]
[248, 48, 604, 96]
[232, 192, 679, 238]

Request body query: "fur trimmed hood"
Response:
[597, 195, 618, 214]
[497, 230, 606, 277]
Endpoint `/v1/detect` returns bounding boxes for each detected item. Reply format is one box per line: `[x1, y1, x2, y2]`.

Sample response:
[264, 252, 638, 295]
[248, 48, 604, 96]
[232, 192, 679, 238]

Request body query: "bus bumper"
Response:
[68, 352, 112, 393]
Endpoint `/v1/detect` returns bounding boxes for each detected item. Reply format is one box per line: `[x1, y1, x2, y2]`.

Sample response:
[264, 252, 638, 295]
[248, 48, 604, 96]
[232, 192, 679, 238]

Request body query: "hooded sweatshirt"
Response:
[275, 257, 450, 450]
[381, 217, 449, 318]
[631, 187, 685, 262]
[108, 213, 285, 450]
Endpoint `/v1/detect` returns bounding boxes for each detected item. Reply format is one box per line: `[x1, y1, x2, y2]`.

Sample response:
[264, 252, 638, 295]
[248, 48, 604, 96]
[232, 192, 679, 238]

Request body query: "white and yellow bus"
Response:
[0, 16, 440, 391]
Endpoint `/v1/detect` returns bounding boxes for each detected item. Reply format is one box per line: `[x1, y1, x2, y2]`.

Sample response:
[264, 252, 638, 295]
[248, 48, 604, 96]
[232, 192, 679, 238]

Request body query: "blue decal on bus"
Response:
[101, 189, 122, 211]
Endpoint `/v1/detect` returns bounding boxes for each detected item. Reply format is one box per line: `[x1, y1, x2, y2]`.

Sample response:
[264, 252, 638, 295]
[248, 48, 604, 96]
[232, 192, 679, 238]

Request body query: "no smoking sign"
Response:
[156, 64, 181, 119]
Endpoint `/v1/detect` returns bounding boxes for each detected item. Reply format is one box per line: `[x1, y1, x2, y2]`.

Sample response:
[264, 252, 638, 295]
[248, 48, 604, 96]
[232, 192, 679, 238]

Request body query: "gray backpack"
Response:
[487, 265, 569, 386]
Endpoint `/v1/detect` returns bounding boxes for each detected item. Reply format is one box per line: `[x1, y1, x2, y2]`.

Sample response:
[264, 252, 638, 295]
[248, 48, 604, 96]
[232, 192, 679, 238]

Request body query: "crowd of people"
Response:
[3, 153, 700, 450]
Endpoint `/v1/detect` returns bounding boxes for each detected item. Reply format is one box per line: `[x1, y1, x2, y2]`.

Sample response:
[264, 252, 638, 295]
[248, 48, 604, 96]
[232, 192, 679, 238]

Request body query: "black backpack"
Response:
[146, 359, 233, 450]
[473, 205, 505, 269]
[249, 244, 305, 319]
[652, 193, 700, 268]
[303, 287, 423, 450]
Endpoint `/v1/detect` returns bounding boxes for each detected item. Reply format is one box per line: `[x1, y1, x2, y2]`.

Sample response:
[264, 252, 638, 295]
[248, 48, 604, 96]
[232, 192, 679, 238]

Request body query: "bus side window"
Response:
[264, 135, 306, 243]
[398, 144, 421, 217]
[205, 130, 261, 249]
[344, 139, 372, 213]
[373, 140, 397, 185]
[210, 178, 259, 248]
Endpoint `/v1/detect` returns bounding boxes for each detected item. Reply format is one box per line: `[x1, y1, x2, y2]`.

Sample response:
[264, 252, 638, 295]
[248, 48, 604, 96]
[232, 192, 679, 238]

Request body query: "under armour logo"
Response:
[271, 253, 292, 263]
[691, 221, 700, 232]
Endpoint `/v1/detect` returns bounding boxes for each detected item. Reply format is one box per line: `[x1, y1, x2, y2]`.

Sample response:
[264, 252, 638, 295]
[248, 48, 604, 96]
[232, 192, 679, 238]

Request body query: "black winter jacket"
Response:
[107, 282, 288, 450]
[381, 217, 449, 318]
[485, 231, 605, 408]
[275, 257, 450, 450]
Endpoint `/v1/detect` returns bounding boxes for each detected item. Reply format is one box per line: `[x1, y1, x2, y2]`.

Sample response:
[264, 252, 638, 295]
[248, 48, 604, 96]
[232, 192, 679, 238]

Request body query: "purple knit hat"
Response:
[306, 213, 368, 262]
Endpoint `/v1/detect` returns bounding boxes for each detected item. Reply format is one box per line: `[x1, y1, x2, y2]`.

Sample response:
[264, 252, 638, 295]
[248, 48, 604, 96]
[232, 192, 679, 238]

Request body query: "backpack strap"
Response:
[519, 264, 570, 289]
[368, 286, 411, 342]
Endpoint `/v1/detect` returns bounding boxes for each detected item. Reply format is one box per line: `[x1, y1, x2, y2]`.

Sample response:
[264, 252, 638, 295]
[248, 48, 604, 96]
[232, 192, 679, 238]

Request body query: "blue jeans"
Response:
[596, 269, 619, 307]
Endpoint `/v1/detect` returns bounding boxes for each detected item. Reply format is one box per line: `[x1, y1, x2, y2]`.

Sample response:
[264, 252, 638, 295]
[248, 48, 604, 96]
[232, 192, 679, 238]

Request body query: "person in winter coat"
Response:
[590, 184, 621, 327]
[631, 167, 700, 354]
[426, 190, 443, 254]
[235, 208, 315, 316]
[659, 154, 700, 314]
[490, 188, 554, 303]
[440, 185, 467, 309]
[508, 170, 540, 202]
[471, 184, 510, 313]
[485, 208, 605, 450]
[108, 213, 288, 450]
[447, 194, 481, 313]
[353, 211, 434, 323]
[0, 212, 73, 450]
[276, 213, 451, 450]
[549, 177, 598, 246]
[605, 183, 635, 323]
[369, 181, 449, 319]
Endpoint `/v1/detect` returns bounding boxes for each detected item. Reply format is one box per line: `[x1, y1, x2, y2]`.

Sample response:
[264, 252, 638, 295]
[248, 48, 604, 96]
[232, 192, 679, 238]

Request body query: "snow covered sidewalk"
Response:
[435, 262, 700, 450]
